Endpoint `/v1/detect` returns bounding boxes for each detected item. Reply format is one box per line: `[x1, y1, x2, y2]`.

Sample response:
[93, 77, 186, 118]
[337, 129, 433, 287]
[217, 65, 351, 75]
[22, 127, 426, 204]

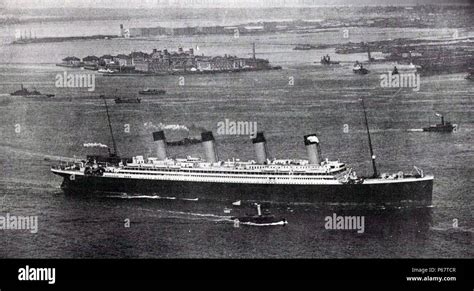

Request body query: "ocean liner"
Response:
[51, 99, 433, 206]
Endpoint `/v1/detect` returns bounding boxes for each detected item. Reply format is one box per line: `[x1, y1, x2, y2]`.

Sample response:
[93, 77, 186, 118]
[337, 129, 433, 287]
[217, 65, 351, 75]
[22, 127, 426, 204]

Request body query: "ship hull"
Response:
[422, 127, 454, 132]
[53, 172, 433, 206]
[138, 91, 166, 95]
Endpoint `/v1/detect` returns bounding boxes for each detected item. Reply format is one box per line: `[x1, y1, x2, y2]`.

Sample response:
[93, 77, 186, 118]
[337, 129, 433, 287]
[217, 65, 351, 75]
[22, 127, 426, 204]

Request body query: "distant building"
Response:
[197, 26, 226, 34]
[84, 47, 273, 74]
[130, 51, 149, 64]
[61, 56, 81, 66]
[170, 27, 198, 36]
[114, 54, 133, 66]
[223, 27, 239, 34]
[242, 58, 270, 69]
[134, 60, 150, 72]
[82, 55, 99, 66]
[99, 55, 114, 65]
[196, 56, 212, 71]
[129, 28, 142, 38]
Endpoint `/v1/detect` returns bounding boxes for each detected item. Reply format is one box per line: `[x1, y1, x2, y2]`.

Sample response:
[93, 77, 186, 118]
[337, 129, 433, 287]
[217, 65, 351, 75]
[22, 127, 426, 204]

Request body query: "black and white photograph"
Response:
[0, 0, 472, 286]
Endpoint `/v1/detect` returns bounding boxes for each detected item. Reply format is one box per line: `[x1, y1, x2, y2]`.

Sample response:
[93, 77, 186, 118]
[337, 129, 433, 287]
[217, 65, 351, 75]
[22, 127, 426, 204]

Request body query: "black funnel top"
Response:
[252, 132, 266, 144]
[153, 131, 165, 141]
[201, 131, 215, 142]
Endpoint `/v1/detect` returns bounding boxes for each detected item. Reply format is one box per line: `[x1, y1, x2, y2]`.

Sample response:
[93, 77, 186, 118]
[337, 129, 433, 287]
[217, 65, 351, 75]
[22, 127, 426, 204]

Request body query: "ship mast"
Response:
[360, 98, 378, 178]
[101, 95, 118, 157]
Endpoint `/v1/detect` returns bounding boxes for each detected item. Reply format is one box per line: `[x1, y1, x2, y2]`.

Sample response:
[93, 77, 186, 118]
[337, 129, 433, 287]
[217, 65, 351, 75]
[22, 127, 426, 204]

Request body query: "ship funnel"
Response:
[252, 132, 267, 164]
[153, 131, 167, 160]
[304, 134, 322, 165]
[201, 131, 218, 163]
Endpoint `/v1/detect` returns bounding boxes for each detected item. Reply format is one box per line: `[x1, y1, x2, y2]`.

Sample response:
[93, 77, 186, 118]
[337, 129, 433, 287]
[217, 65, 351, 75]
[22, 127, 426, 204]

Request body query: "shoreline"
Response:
[11, 35, 120, 45]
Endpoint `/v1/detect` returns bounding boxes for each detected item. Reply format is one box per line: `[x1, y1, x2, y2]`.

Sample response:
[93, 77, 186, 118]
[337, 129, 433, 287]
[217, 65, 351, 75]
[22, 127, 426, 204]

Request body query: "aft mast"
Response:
[100, 95, 118, 157]
[360, 98, 378, 178]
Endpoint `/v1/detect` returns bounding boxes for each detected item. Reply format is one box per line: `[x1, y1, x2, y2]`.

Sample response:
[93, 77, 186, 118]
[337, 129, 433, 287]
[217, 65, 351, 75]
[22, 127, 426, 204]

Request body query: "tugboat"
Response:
[10, 84, 54, 98]
[353, 61, 369, 74]
[110, 89, 141, 104]
[138, 88, 166, 95]
[114, 97, 141, 104]
[422, 113, 455, 132]
[392, 66, 399, 75]
[231, 204, 287, 227]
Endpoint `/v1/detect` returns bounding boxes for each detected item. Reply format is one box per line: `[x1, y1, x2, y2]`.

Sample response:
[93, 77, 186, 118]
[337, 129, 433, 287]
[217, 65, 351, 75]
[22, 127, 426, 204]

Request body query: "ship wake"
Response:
[128, 206, 233, 223]
[106, 194, 199, 202]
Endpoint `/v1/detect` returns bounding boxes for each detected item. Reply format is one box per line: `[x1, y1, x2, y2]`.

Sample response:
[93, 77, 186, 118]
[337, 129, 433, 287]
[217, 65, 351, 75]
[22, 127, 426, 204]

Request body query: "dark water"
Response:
[0, 20, 472, 258]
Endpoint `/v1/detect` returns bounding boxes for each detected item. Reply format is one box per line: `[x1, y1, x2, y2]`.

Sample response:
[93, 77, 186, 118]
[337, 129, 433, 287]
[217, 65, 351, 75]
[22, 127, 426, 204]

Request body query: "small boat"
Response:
[353, 64, 369, 75]
[114, 97, 141, 104]
[224, 207, 232, 214]
[231, 204, 287, 227]
[320, 55, 340, 65]
[139, 88, 166, 95]
[10, 84, 54, 98]
[422, 113, 456, 132]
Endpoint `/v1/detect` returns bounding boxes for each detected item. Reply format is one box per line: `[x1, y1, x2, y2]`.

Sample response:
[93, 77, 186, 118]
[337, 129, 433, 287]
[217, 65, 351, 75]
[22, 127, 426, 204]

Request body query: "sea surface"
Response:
[0, 8, 472, 258]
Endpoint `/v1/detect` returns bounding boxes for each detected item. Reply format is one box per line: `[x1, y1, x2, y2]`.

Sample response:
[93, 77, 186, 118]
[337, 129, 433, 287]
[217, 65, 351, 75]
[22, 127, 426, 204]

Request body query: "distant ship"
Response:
[50, 98, 433, 206]
[353, 62, 369, 74]
[293, 44, 315, 50]
[114, 97, 141, 104]
[10, 84, 54, 98]
[423, 113, 455, 132]
[320, 55, 340, 65]
[138, 88, 166, 95]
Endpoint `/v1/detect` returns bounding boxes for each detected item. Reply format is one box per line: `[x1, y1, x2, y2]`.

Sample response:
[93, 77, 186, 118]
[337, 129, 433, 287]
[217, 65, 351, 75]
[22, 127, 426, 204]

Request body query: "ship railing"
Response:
[413, 166, 424, 178]
[52, 163, 80, 171]
[380, 171, 405, 179]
